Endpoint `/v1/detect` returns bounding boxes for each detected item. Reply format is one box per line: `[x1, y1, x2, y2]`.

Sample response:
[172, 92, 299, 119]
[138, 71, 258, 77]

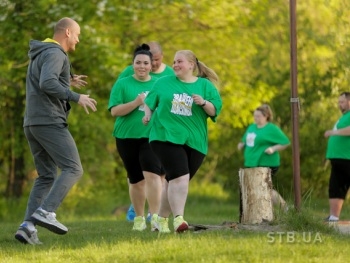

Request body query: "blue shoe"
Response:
[126, 204, 136, 222]
[146, 212, 151, 223]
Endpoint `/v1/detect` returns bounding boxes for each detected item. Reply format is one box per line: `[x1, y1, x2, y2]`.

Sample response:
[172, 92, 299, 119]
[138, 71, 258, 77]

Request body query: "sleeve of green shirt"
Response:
[203, 79, 222, 122]
[108, 79, 124, 111]
[118, 65, 134, 79]
[268, 124, 290, 145]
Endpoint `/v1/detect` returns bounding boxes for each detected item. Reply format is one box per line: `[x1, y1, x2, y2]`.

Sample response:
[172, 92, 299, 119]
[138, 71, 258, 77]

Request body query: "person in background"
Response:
[143, 50, 223, 233]
[108, 44, 163, 231]
[118, 41, 175, 222]
[237, 104, 290, 212]
[15, 17, 97, 245]
[324, 92, 350, 222]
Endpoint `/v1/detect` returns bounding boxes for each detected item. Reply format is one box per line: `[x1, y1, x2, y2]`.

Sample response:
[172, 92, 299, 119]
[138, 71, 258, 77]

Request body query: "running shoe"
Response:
[132, 216, 146, 231]
[15, 223, 42, 245]
[31, 208, 68, 235]
[173, 216, 189, 233]
[126, 204, 136, 222]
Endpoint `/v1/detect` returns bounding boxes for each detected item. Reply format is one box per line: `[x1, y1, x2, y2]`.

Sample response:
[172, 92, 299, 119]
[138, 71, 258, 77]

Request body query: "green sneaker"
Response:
[156, 216, 171, 233]
[132, 216, 146, 231]
[151, 214, 158, 232]
[173, 216, 188, 233]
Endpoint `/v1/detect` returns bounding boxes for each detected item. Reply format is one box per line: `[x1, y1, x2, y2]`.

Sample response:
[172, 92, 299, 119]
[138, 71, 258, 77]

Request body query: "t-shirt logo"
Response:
[171, 93, 193, 116]
[138, 91, 149, 111]
[246, 132, 256, 147]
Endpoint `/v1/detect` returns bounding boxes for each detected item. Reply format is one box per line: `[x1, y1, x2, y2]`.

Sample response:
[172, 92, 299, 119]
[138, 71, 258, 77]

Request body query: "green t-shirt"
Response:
[242, 123, 290, 167]
[118, 65, 175, 79]
[326, 111, 350, 159]
[108, 76, 158, 139]
[145, 76, 222, 154]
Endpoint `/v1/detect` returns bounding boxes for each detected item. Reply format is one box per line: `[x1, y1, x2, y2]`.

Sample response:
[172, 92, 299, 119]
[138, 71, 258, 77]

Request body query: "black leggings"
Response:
[150, 141, 205, 181]
[116, 138, 163, 184]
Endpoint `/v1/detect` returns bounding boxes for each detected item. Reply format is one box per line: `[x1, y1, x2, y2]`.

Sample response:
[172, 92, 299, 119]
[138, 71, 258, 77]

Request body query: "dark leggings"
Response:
[116, 138, 163, 184]
[150, 141, 205, 181]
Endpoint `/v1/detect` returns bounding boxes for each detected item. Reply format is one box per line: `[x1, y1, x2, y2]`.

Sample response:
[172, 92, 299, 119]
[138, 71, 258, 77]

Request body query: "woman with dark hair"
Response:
[118, 42, 175, 223]
[108, 44, 163, 231]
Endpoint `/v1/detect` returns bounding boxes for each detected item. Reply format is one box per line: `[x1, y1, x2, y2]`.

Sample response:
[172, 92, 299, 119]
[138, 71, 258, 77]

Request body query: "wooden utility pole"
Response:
[289, 0, 301, 211]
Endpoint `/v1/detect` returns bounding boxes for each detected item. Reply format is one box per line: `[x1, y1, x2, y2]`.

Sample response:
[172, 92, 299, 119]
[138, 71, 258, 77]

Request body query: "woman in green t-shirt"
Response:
[143, 50, 223, 233]
[108, 44, 163, 232]
[237, 104, 290, 211]
[116, 42, 175, 223]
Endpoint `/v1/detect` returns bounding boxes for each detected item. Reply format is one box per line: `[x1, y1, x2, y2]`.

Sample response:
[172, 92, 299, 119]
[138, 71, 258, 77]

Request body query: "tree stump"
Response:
[239, 167, 273, 224]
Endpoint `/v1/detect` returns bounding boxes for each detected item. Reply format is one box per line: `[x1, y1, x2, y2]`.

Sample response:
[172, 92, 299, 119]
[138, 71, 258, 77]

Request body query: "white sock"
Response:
[23, 221, 35, 231]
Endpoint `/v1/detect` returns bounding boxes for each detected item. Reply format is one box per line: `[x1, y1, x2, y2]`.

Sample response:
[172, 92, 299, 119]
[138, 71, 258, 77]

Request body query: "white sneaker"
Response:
[31, 208, 68, 235]
[15, 223, 42, 245]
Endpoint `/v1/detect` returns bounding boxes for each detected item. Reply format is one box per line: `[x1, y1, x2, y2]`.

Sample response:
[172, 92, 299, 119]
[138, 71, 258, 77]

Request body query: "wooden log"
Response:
[239, 167, 274, 224]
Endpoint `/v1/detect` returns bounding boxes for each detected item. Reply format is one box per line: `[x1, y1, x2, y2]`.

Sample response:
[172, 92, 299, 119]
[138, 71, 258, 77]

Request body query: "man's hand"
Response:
[78, 94, 97, 114]
[71, 75, 88, 89]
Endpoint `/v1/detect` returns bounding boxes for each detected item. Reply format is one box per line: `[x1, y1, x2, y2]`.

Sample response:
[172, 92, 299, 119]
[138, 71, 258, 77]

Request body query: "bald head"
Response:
[53, 17, 81, 52]
[54, 17, 79, 35]
[146, 41, 165, 72]
[148, 41, 163, 55]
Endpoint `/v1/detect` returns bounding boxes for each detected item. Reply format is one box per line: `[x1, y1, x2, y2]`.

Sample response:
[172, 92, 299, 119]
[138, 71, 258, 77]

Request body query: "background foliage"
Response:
[1, 0, 350, 211]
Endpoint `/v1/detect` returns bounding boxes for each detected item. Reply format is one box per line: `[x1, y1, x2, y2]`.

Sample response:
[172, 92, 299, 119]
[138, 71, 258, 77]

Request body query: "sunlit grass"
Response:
[1, 220, 350, 263]
[1, 184, 350, 262]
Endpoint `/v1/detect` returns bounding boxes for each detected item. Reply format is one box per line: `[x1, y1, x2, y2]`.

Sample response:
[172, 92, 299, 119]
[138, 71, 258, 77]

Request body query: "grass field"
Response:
[1, 183, 350, 263]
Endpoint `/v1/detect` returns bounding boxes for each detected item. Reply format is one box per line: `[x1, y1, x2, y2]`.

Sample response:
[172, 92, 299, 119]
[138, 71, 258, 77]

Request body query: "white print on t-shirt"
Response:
[171, 93, 193, 116]
[333, 120, 339, 130]
[246, 132, 256, 147]
[138, 91, 149, 111]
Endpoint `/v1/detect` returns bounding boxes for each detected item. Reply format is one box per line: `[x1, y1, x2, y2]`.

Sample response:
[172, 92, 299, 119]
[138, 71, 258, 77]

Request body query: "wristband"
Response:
[201, 100, 207, 107]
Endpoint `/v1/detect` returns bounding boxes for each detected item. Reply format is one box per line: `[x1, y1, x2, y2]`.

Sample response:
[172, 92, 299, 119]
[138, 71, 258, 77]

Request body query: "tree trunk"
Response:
[239, 167, 274, 224]
[5, 93, 27, 198]
[6, 155, 26, 198]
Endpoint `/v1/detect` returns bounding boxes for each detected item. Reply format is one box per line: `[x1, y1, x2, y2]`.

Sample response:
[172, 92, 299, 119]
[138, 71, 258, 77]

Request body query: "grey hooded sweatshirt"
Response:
[23, 39, 80, 127]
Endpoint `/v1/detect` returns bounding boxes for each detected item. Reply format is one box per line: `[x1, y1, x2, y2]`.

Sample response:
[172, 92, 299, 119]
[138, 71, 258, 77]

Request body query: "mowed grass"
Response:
[1, 183, 350, 263]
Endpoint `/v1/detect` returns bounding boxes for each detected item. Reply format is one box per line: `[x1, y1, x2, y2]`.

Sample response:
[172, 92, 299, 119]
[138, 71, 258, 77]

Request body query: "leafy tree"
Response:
[2, 0, 350, 204]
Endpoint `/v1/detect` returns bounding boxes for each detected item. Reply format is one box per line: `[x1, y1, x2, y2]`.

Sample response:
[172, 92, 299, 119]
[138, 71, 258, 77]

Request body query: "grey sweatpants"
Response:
[23, 124, 83, 221]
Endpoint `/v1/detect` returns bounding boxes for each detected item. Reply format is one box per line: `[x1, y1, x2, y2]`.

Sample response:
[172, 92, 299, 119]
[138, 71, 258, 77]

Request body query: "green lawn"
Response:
[1, 184, 350, 263]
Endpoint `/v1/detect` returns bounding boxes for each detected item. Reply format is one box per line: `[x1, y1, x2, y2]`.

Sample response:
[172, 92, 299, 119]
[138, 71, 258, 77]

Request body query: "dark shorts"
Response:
[329, 159, 350, 199]
[116, 138, 164, 184]
[150, 141, 205, 181]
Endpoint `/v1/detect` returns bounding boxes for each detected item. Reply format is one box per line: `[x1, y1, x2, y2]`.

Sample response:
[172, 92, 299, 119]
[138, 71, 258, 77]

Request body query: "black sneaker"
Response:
[31, 208, 68, 235]
[15, 223, 42, 245]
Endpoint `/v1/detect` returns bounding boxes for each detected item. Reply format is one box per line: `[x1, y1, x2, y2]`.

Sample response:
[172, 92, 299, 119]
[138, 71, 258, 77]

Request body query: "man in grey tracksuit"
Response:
[15, 17, 97, 245]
